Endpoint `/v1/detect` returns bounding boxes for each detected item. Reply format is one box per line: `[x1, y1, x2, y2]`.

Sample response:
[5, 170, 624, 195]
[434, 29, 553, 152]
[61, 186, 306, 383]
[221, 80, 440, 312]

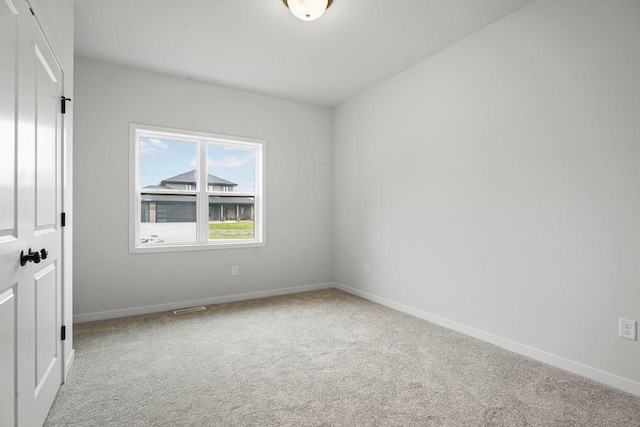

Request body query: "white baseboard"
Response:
[63, 349, 75, 383]
[73, 282, 334, 323]
[334, 282, 640, 397]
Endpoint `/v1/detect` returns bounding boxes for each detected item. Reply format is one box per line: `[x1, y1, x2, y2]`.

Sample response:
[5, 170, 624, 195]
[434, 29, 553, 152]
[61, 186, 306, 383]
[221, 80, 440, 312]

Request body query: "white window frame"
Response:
[129, 123, 266, 253]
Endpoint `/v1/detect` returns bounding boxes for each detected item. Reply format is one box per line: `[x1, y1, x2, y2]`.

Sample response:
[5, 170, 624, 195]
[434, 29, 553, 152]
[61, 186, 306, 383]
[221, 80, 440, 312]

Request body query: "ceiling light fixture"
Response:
[283, 0, 333, 22]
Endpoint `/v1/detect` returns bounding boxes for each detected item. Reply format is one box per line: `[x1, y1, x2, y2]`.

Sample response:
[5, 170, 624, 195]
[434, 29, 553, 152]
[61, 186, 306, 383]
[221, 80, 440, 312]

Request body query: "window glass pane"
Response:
[139, 138, 198, 190]
[140, 194, 197, 244]
[208, 196, 255, 240]
[206, 144, 255, 193]
[132, 125, 264, 251]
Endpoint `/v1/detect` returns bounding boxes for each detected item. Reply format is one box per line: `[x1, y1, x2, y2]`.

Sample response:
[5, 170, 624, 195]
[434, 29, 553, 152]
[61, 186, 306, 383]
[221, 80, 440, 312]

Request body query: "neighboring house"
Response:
[158, 170, 237, 192]
[141, 170, 254, 223]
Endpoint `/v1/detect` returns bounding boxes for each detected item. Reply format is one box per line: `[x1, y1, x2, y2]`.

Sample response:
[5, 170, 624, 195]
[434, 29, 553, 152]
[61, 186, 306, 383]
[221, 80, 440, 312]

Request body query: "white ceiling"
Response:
[74, 0, 535, 106]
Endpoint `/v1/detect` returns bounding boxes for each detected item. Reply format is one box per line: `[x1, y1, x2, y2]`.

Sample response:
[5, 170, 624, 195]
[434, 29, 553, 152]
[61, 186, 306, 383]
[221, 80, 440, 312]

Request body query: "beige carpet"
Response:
[45, 289, 640, 426]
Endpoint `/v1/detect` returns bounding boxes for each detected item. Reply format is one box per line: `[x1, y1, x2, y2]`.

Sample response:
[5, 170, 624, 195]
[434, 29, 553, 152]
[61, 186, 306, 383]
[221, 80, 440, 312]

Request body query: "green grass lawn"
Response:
[209, 221, 254, 239]
[209, 221, 254, 231]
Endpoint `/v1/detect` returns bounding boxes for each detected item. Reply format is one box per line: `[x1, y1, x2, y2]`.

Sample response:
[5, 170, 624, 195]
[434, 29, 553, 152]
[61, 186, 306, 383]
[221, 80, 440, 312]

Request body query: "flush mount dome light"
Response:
[283, 0, 333, 21]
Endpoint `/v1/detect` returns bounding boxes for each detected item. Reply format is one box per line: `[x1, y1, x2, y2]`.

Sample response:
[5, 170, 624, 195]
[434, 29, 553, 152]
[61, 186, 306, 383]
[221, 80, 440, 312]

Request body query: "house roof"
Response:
[209, 196, 254, 205]
[141, 194, 196, 202]
[160, 170, 237, 186]
[141, 194, 254, 204]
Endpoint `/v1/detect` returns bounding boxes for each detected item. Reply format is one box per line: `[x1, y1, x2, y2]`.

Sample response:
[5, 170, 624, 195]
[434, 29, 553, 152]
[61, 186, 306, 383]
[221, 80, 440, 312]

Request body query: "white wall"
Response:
[334, 0, 640, 393]
[73, 58, 333, 318]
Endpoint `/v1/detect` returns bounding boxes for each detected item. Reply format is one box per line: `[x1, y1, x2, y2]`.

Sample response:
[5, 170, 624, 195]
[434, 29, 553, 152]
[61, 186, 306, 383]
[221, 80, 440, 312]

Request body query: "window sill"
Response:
[129, 240, 266, 254]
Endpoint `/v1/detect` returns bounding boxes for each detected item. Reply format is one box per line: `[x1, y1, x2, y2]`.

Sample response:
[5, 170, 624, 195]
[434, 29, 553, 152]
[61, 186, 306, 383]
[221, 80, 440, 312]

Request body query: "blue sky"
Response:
[139, 138, 255, 192]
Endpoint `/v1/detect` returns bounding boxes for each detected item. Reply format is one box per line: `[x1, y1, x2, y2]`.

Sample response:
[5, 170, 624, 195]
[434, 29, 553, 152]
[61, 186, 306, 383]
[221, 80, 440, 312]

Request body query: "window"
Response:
[130, 124, 265, 253]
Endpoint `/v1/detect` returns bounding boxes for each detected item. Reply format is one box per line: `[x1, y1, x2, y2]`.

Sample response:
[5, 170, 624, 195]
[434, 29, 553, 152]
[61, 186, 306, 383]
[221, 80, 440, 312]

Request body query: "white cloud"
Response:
[238, 181, 255, 193]
[189, 153, 253, 170]
[188, 153, 254, 179]
[140, 138, 168, 156]
[223, 146, 253, 152]
[208, 154, 253, 169]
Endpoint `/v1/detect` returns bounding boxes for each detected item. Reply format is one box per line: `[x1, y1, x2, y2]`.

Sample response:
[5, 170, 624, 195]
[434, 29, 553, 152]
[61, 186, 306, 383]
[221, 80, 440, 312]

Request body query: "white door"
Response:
[0, 0, 64, 425]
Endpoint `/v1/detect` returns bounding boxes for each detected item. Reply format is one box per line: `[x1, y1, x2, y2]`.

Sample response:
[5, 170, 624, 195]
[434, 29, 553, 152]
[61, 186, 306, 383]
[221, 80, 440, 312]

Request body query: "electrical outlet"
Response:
[619, 318, 637, 341]
[364, 264, 370, 275]
[232, 266, 239, 276]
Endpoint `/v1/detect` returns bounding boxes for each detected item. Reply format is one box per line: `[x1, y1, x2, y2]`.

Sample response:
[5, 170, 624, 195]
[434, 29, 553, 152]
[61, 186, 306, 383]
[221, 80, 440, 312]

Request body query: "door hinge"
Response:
[61, 325, 66, 341]
[60, 96, 71, 114]
[61, 212, 66, 227]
